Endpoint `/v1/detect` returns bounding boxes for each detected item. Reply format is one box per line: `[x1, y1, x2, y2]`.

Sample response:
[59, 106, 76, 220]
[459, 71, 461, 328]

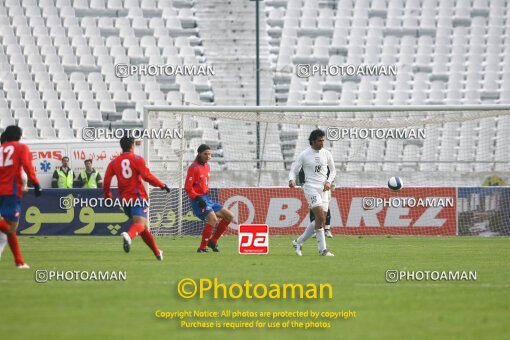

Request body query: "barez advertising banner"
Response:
[218, 187, 457, 236]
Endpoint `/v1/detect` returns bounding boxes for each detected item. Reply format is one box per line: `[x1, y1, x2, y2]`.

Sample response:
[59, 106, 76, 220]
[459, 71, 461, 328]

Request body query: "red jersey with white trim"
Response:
[184, 160, 210, 199]
[0, 141, 39, 198]
[103, 152, 164, 201]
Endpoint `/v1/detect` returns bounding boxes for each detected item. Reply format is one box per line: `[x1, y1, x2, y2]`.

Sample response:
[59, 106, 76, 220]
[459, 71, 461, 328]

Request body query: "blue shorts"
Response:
[190, 194, 223, 221]
[0, 195, 22, 223]
[123, 201, 148, 219]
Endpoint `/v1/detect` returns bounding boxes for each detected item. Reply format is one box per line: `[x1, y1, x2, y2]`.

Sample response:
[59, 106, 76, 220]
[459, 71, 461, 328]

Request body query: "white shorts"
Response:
[303, 184, 330, 212]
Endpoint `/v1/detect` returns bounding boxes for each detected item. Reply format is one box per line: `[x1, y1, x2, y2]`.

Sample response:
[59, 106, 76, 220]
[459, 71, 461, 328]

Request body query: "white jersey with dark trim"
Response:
[289, 146, 336, 187]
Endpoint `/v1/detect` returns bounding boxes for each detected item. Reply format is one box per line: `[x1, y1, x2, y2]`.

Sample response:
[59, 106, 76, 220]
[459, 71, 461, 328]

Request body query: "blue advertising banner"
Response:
[18, 189, 131, 236]
[457, 187, 510, 236]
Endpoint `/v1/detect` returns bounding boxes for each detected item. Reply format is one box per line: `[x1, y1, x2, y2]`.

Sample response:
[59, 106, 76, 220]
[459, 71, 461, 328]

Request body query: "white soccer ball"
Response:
[388, 176, 403, 191]
[21, 171, 28, 192]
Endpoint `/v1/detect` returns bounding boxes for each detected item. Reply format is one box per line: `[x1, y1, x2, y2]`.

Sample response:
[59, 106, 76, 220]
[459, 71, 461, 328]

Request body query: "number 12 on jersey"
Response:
[0, 145, 15, 167]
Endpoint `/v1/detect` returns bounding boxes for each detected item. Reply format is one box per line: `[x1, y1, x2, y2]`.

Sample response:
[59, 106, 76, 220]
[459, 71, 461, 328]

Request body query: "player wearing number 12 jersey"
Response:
[103, 136, 170, 260]
[0, 126, 42, 268]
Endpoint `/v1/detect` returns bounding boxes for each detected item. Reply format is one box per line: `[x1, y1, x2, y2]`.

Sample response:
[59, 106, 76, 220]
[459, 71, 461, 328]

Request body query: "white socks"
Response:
[316, 228, 326, 252]
[0, 232, 7, 258]
[297, 221, 327, 253]
[297, 221, 315, 244]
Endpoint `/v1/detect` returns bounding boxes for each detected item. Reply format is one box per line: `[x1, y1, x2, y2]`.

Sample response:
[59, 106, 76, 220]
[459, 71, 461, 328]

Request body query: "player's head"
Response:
[120, 136, 135, 153]
[84, 159, 93, 171]
[196, 144, 212, 164]
[2, 125, 22, 142]
[309, 129, 325, 150]
[0, 132, 5, 144]
[62, 156, 69, 167]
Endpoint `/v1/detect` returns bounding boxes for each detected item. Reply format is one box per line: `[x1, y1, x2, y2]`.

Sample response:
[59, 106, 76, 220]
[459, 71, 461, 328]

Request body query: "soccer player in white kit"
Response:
[289, 129, 336, 256]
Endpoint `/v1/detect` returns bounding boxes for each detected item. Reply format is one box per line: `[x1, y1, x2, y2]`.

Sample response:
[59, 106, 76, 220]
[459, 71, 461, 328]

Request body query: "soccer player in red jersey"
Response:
[103, 136, 170, 260]
[0, 126, 42, 268]
[185, 144, 235, 253]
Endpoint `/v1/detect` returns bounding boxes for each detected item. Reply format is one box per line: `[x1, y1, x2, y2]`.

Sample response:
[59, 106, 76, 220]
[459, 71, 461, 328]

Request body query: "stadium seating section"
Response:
[0, 0, 509, 174]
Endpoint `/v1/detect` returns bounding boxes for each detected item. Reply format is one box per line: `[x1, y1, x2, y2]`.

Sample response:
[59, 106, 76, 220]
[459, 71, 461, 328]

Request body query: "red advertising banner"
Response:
[219, 188, 456, 236]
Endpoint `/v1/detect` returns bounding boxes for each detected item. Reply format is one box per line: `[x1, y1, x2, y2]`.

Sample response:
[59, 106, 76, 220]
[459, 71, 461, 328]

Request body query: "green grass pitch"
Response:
[1, 235, 509, 340]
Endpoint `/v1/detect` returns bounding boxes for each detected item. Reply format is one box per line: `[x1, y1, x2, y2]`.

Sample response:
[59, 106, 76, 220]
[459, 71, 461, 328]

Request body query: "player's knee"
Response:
[315, 213, 326, 226]
[226, 211, 235, 222]
[208, 215, 219, 225]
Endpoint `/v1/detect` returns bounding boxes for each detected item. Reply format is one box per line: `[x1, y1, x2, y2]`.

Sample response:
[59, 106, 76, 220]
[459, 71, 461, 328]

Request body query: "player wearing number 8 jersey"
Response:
[103, 136, 170, 260]
[289, 129, 336, 257]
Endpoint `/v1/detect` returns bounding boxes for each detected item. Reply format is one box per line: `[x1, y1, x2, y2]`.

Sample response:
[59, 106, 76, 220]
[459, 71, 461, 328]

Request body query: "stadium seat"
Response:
[22, 126, 39, 139]
[40, 126, 57, 138]
[0, 0, 507, 183]
[122, 109, 139, 122]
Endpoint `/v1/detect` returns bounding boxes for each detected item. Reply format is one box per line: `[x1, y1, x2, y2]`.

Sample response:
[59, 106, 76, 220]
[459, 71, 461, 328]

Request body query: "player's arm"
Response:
[21, 144, 41, 196]
[103, 162, 114, 198]
[324, 151, 336, 191]
[184, 165, 199, 199]
[184, 166, 207, 208]
[134, 156, 169, 192]
[288, 151, 304, 187]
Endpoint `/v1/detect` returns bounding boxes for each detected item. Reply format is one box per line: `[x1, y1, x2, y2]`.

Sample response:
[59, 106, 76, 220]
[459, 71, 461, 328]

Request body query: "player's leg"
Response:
[120, 205, 146, 253]
[297, 210, 317, 244]
[137, 217, 163, 261]
[310, 209, 317, 238]
[121, 202, 162, 260]
[0, 220, 28, 268]
[131, 202, 162, 259]
[199, 211, 218, 253]
[208, 206, 234, 252]
[0, 196, 29, 268]
[190, 194, 221, 253]
[312, 209, 332, 237]
[0, 230, 7, 260]
[293, 187, 322, 255]
[324, 209, 333, 238]
[315, 196, 334, 256]
[0, 216, 7, 260]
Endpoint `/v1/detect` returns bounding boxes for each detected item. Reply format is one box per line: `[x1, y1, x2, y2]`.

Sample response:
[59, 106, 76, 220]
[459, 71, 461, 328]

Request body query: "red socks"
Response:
[126, 223, 159, 256]
[199, 220, 230, 249]
[210, 219, 229, 244]
[199, 224, 214, 249]
[127, 223, 145, 239]
[140, 229, 159, 256]
[8, 234, 24, 265]
[0, 220, 24, 265]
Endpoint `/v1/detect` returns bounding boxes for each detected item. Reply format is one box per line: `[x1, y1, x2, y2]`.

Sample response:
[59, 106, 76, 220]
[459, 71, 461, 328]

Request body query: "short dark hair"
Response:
[62, 156, 69, 161]
[120, 136, 135, 152]
[0, 132, 5, 144]
[197, 144, 211, 154]
[308, 129, 325, 145]
[2, 125, 22, 142]
[84, 159, 92, 164]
